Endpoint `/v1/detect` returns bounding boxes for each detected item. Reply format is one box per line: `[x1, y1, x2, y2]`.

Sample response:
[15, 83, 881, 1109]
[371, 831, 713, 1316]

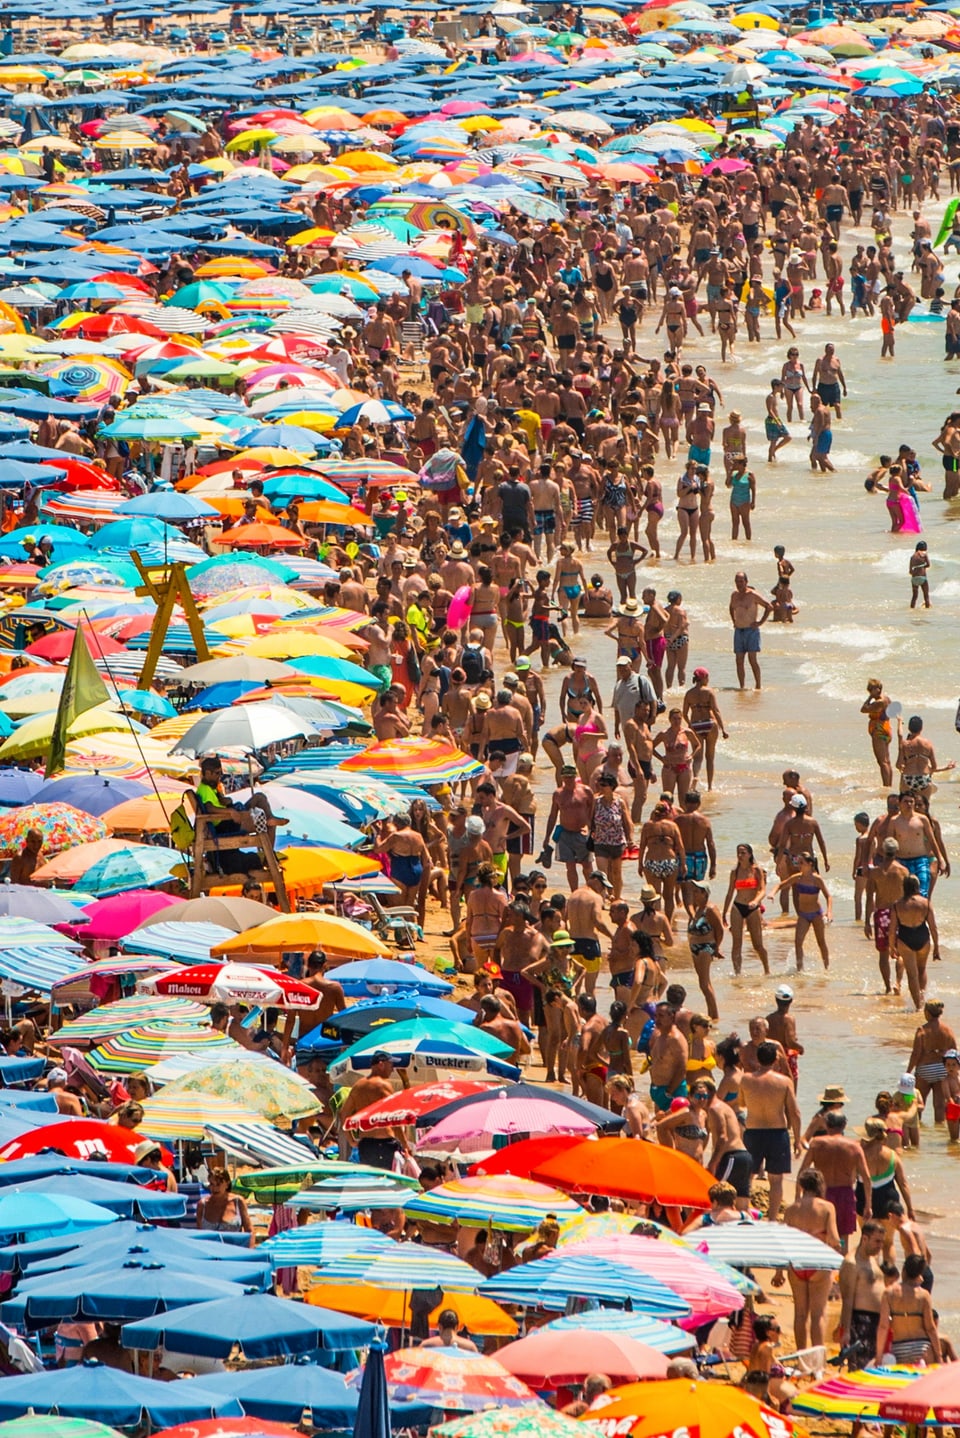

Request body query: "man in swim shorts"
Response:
[729, 571, 772, 692]
[741, 1041, 801, 1219]
[648, 1002, 689, 1112]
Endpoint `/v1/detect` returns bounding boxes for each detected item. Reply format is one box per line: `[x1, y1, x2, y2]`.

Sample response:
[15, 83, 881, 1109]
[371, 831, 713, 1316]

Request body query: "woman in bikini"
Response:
[673, 464, 701, 563]
[722, 842, 770, 976]
[891, 875, 936, 1011]
[770, 850, 832, 972]
[637, 803, 685, 920]
[777, 1169, 841, 1351]
[655, 380, 681, 459]
[875, 1254, 942, 1365]
[861, 678, 894, 787]
[743, 1315, 797, 1413]
[571, 699, 609, 784]
[642, 467, 663, 559]
[552, 543, 587, 635]
[907, 999, 958, 1123]
[656, 1091, 708, 1162]
[651, 709, 701, 805]
[469, 566, 501, 645]
[682, 667, 728, 792]
[686, 882, 722, 1021]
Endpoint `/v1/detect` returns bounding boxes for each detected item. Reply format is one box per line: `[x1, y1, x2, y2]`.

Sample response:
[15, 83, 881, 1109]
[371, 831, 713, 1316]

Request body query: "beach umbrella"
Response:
[38, 359, 127, 407]
[177, 655, 299, 684]
[532, 1136, 713, 1209]
[170, 1360, 360, 1428]
[353, 1339, 391, 1438]
[0, 1363, 242, 1427]
[134, 895, 278, 933]
[49, 996, 207, 1044]
[77, 846, 183, 896]
[543, 1310, 696, 1355]
[116, 690, 177, 720]
[482, 1256, 690, 1317]
[31, 775, 150, 817]
[0, 1420, 123, 1438]
[402, 1176, 582, 1232]
[0, 884, 82, 924]
[335, 399, 413, 427]
[0, 771, 45, 805]
[378, 1348, 536, 1413]
[329, 1020, 514, 1081]
[0, 803, 107, 857]
[72, 891, 181, 942]
[316, 993, 471, 1042]
[424, 1407, 590, 1438]
[115, 492, 217, 521]
[121, 1292, 375, 1360]
[344, 1080, 494, 1135]
[286, 1175, 419, 1213]
[338, 737, 480, 782]
[311, 1248, 480, 1296]
[468, 1134, 584, 1179]
[327, 958, 453, 998]
[0, 1120, 138, 1165]
[0, 1174, 183, 1225]
[2, 1259, 263, 1326]
[679, 1219, 841, 1270]
[87, 1024, 240, 1075]
[0, 706, 134, 764]
[31, 839, 160, 888]
[138, 1091, 266, 1141]
[428, 1084, 620, 1135]
[213, 912, 389, 960]
[259, 1224, 396, 1267]
[151, 1424, 294, 1438]
[0, 1192, 117, 1237]
[792, 1367, 929, 1423]
[160, 1059, 318, 1123]
[496, 1329, 670, 1388]
[417, 1090, 598, 1147]
[171, 702, 321, 757]
[879, 1368, 960, 1424]
[139, 962, 324, 1011]
[556, 1237, 744, 1316]
[584, 1379, 807, 1438]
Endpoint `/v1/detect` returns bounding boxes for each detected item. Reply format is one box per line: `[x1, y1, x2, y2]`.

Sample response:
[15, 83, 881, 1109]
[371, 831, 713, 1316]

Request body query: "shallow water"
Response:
[526, 198, 960, 1327]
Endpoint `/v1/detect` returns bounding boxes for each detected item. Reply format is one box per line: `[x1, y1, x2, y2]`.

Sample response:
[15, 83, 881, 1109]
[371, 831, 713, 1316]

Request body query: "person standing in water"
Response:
[909, 540, 931, 609]
[729, 571, 773, 691]
[861, 679, 894, 787]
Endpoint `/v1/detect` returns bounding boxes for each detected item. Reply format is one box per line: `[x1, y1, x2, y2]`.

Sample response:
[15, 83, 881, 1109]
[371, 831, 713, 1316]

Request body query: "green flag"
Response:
[45, 625, 110, 778]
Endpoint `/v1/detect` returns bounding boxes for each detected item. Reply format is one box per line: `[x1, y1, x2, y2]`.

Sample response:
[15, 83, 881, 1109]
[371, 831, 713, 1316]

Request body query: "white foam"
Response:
[795, 625, 897, 656]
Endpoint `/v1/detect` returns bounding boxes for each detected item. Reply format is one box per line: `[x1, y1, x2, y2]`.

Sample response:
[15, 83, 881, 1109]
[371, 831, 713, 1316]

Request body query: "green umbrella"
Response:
[162, 357, 241, 381]
[234, 1160, 420, 1201]
[100, 416, 203, 441]
[0, 1420, 125, 1438]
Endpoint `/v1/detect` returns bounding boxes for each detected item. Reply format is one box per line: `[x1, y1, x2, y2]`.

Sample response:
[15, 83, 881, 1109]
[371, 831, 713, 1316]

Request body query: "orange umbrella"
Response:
[306, 1284, 517, 1335]
[219, 522, 305, 549]
[586, 1378, 808, 1438]
[202, 497, 278, 521]
[531, 1136, 713, 1208]
[298, 500, 371, 525]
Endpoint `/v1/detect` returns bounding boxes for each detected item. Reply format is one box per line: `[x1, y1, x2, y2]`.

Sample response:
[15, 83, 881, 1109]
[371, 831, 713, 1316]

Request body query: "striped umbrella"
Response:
[339, 738, 482, 784]
[543, 1310, 696, 1356]
[48, 997, 210, 1046]
[288, 1175, 416, 1213]
[793, 1367, 930, 1423]
[87, 1023, 240, 1073]
[260, 1225, 395, 1269]
[313, 1248, 480, 1294]
[203, 1121, 327, 1170]
[0, 917, 80, 952]
[51, 958, 179, 1010]
[39, 358, 128, 407]
[559, 1237, 745, 1316]
[481, 1257, 690, 1318]
[379, 1348, 536, 1413]
[418, 1091, 597, 1147]
[306, 1286, 517, 1337]
[139, 1091, 265, 1140]
[403, 1176, 582, 1233]
[679, 1219, 841, 1271]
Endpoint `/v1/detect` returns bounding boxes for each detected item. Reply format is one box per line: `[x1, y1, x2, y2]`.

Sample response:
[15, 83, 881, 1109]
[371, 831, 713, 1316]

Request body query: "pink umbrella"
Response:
[417, 1089, 597, 1146]
[496, 1327, 670, 1387]
[67, 890, 182, 943]
[560, 1235, 744, 1317]
[441, 100, 492, 115]
[704, 157, 751, 175]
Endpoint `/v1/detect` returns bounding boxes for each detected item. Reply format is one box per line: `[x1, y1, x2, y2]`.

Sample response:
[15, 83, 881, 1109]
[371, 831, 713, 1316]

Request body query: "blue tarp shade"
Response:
[120, 1292, 375, 1358]
[1, 1259, 268, 1326]
[0, 1360, 243, 1425]
[0, 1057, 46, 1086]
[1, 1175, 186, 1222]
[0, 1221, 257, 1274]
[164, 1359, 362, 1427]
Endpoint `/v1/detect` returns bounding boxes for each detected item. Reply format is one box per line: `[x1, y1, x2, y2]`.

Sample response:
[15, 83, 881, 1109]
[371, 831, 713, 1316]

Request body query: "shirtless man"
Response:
[811, 341, 847, 418]
[896, 713, 955, 797]
[374, 689, 411, 742]
[475, 780, 530, 886]
[675, 790, 716, 915]
[837, 1221, 886, 1368]
[886, 790, 947, 899]
[741, 1016, 792, 1079]
[799, 1112, 873, 1251]
[864, 837, 908, 993]
[641, 586, 669, 702]
[543, 764, 595, 890]
[567, 872, 615, 998]
[780, 1170, 842, 1349]
[478, 691, 527, 776]
[281, 949, 345, 1061]
[339, 1053, 407, 1169]
[682, 667, 728, 791]
[741, 1040, 802, 1220]
[476, 995, 530, 1067]
[494, 900, 548, 1028]
[729, 571, 773, 691]
[766, 984, 804, 1087]
[577, 993, 609, 1106]
[697, 1077, 753, 1210]
[648, 1001, 689, 1112]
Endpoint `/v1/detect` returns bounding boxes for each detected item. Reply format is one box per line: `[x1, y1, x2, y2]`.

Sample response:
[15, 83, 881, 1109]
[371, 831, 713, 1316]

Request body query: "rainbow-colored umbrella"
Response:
[39, 357, 128, 406]
[403, 1176, 582, 1233]
[339, 738, 482, 783]
[431, 1408, 598, 1438]
[87, 1022, 240, 1073]
[139, 1090, 265, 1139]
[0, 803, 107, 857]
[792, 1367, 930, 1422]
[378, 1348, 536, 1412]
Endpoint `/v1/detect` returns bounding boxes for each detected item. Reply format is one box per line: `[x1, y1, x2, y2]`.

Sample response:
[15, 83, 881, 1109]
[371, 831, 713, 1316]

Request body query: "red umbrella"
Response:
[531, 1136, 714, 1209]
[879, 1368, 960, 1423]
[496, 1328, 670, 1387]
[0, 1119, 139, 1163]
[343, 1079, 494, 1133]
[142, 962, 323, 1011]
[153, 1422, 297, 1438]
[91, 270, 154, 294]
[26, 627, 125, 662]
[39, 457, 120, 491]
[73, 314, 166, 339]
[468, 1133, 584, 1179]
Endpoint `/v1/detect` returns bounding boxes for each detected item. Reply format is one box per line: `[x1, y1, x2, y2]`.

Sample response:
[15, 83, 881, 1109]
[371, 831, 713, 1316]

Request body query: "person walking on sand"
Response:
[809, 395, 835, 474]
[729, 571, 772, 691]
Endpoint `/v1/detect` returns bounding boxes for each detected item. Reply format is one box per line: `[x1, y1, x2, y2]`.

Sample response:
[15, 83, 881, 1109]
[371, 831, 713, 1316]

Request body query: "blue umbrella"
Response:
[117, 690, 177, 720]
[309, 992, 470, 1041]
[330, 958, 453, 997]
[0, 1191, 117, 1237]
[481, 1255, 691, 1316]
[89, 518, 179, 551]
[1, 1175, 185, 1223]
[0, 772, 45, 805]
[228, 422, 326, 452]
[354, 1338, 391, 1438]
[0, 459, 67, 489]
[182, 681, 260, 710]
[0, 1091, 58, 1112]
[120, 1292, 375, 1359]
[31, 775, 149, 816]
[115, 492, 218, 521]
[2, 1259, 267, 1325]
[78, 848, 183, 896]
[0, 1360, 243, 1425]
[170, 1357, 362, 1427]
[3, 1223, 265, 1277]
[262, 473, 351, 504]
[286, 655, 382, 690]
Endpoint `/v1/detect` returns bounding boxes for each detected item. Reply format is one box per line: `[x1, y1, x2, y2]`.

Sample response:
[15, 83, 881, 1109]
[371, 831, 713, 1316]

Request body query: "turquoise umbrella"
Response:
[100, 417, 203, 442]
[78, 848, 183, 897]
[287, 655, 383, 690]
[333, 1018, 512, 1071]
[116, 690, 177, 720]
[89, 520, 178, 552]
[165, 281, 238, 309]
[0, 1192, 117, 1236]
[36, 558, 142, 590]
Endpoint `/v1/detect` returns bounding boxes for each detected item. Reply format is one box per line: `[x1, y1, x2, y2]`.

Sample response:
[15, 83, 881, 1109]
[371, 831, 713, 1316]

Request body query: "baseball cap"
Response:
[47, 1066, 68, 1085]
[591, 871, 613, 889]
[572, 657, 587, 668]
[944, 1049, 960, 1062]
[693, 667, 709, 680]
[775, 984, 794, 1002]
[616, 655, 632, 667]
[789, 794, 807, 809]
[369, 1050, 394, 1065]
[465, 816, 484, 836]
[515, 657, 531, 671]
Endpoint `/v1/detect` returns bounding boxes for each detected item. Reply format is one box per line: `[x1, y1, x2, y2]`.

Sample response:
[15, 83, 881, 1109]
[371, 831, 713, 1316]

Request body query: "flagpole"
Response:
[80, 609, 175, 820]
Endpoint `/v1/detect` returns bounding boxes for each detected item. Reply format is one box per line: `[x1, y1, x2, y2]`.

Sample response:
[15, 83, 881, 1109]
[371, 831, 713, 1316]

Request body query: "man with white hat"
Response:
[767, 983, 804, 1088]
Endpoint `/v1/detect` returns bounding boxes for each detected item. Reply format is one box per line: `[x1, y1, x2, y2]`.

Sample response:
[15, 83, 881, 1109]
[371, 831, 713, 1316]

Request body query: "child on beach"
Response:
[853, 811, 871, 922]
[909, 541, 931, 609]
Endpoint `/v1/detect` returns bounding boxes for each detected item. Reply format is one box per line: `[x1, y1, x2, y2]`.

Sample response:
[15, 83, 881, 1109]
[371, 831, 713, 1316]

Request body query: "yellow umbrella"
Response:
[139, 1090, 264, 1139]
[0, 67, 53, 84]
[302, 105, 363, 126]
[230, 446, 314, 466]
[212, 911, 389, 959]
[270, 410, 337, 433]
[197, 157, 237, 174]
[195, 258, 273, 279]
[458, 115, 501, 133]
[238, 632, 354, 661]
[63, 733, 196, 780]
[93, 132, 158, 150]
[306, 1285, 518, 1335]
[282, 845, 381, 899]
[283, 164, 354, 184]
[731, 10, 779, 26]
[0, 703, 134, 763]
[336, 150, 399, 171]
[225, 128, 279, 152]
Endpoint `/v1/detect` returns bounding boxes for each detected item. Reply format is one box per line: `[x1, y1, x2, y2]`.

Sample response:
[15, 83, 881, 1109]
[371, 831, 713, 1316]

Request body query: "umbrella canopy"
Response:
[0, 803, 107, 856]
[430, 1407, 594, 1438]
[344, 1080, 494, 1133]
[0, 1174, 184, 1224]
[0, 1363, 242, 1426]
[403, 1176, 582, 1233]
[0, 1421, 123, 1438]
[213, 913, 388, 960]
[139, 962, 324, 1011]
[879, 1368, 960, 1423]
[532, 1137, 713, 1208]
[172, 703, 320, 756]
[418, 1090, 597, 1146]
[171, 1361, 362, 1428]
[353, 1340, 391, 1438]
[31, 775, 150, 818]
[555, 1237, 744, 1317]
[310, 1248, 480, 1295]
[49, 996, 208, 1045]
[792, 1367, 929, 1423]
[481, 1256, 690, 1318]
[0, 1191, 117, 1237]
[160, 1059, 318, 1123]
[496, 1329, 670, 1388]
[74, 892, 182, 943]
[3, 1259, 264, 1326]
[324, 958, 453, 997]
[0, 885, 84, 924]
[0, 1120, 138, 1165]
[680, 1219, 841, 1270]
[379, 1347, 536, 1412]
[121, 1293, 375, 1359]
[138, 1091, 266, 1140]
[135, 895, 278, 933]
[543, 1310, 696, 1355]
[585, 1379, 808, 1438]
[307, 1284, 517, 1336]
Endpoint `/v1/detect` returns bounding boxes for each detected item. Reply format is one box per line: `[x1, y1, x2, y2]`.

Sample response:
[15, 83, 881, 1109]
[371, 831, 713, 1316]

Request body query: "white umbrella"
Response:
[172, 702, 321, 757]
[679, 1220, 840, 1270]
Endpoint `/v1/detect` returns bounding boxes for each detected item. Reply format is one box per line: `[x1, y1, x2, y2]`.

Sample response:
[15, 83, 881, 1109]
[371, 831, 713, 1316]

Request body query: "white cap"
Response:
[775, 984, 794, 1002]
[898, 1074, 916, 1094]
[789, 794, 807, 809]
[615, 655, 632, 667]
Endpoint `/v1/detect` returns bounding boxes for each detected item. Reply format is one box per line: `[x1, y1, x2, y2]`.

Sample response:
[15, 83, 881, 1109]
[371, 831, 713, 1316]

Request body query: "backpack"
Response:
[169, 800, 195, 853]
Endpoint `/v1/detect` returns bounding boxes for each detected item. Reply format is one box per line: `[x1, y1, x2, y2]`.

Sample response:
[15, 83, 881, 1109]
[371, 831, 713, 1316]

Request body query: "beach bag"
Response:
[170, 802, 195, 852]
